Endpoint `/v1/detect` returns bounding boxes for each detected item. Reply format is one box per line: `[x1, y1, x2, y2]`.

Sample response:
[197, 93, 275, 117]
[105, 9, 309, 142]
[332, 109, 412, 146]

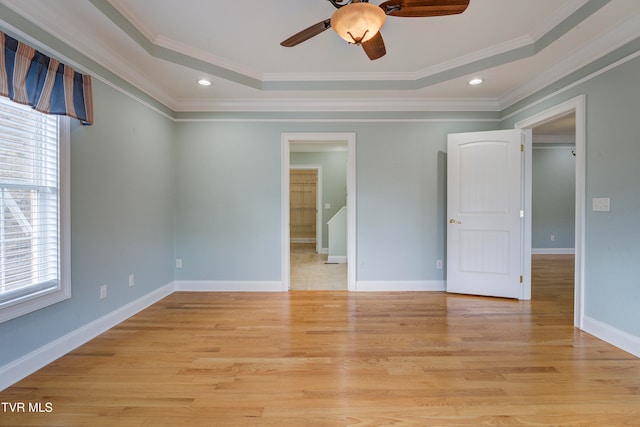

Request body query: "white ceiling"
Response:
[1, 0, 639, 115]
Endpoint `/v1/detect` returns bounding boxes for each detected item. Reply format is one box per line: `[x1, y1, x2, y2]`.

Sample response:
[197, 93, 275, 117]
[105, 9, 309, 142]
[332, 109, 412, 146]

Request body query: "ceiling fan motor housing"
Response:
[331, 2, 386, 44]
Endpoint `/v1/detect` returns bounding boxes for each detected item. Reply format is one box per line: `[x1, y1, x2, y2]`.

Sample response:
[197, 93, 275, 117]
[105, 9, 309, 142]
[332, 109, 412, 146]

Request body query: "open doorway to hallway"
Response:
[516, 95, 585, 327]
[531, 112, 576, 318]
[289, 141, 348, 291]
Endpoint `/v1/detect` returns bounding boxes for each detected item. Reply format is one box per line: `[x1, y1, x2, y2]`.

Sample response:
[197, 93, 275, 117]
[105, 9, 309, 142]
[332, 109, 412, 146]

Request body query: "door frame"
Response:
[289, 165, 323, 253]
[281, 132, 356, 291]
[515, 94, 586, 329]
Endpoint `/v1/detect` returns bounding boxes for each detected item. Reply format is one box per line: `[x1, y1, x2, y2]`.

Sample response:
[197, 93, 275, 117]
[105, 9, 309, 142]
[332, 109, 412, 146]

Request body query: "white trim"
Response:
[175, 98, 502, 113]
[500, 12, 640, 110]
[0, 282, 174, 392]
[282, 133, 357, 292]
[176, 118, 502, 124]
[327, 256, 347, 264]
[5, 5, 640, 117]
[515, 94, 586, 329]
[582, 316, 640, 358]
[0, 110, 71, 323]
[290, 165, 323, 253]
[532, 248, 576, 255]
[522, 129, 533, 301]
[346, 136, 357, 291]
[174, 281, 283, 292]
[356, 281, 446, 292]
[502, 49, 640, 122]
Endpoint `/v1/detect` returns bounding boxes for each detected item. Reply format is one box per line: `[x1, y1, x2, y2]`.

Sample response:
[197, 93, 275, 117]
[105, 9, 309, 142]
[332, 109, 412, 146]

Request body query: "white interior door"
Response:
[447, 129, 527, 299]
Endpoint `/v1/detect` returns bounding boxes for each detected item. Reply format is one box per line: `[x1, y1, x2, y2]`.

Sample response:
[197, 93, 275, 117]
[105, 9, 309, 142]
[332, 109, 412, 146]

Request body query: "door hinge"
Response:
[520, 275, 524, 283]
[521, 143, 525, 152]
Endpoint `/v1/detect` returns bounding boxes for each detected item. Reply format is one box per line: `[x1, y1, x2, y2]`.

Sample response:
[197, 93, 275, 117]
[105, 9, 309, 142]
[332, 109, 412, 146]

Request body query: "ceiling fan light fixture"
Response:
[331, 2, 386, 45]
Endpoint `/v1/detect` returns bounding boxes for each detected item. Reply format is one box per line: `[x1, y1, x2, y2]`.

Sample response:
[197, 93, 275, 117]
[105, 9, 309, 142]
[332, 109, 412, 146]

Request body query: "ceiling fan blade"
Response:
[280, 19, 332, 47]
[362, 31, 386, 60]
[380, 0, 470, 17]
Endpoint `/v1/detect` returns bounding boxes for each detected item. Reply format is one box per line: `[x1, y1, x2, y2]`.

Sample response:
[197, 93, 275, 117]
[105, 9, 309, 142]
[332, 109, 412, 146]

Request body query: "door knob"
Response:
[449, 219, 461, 224]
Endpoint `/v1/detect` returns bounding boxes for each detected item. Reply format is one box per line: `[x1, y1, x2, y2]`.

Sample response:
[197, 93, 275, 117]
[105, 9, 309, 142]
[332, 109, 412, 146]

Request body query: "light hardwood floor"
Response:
[1, 255, 640, 426]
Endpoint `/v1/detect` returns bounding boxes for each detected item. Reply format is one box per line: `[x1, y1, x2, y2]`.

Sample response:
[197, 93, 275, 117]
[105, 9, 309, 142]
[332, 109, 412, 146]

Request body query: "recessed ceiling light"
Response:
[468, 78, 484, 86]
[197, 79, 212, 86]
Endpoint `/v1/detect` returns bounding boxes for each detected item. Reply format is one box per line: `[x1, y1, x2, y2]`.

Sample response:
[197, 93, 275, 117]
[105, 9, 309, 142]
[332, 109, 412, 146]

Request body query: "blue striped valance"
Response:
[0, 31, 93, 125]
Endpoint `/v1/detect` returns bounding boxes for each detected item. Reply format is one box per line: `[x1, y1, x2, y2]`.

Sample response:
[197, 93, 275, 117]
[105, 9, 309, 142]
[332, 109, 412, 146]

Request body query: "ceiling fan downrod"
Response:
[328, 0, 353, 8]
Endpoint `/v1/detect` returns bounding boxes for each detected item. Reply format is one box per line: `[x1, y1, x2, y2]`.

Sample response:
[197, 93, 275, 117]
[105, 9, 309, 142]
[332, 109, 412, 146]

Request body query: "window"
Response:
[0, 96, 70, 323]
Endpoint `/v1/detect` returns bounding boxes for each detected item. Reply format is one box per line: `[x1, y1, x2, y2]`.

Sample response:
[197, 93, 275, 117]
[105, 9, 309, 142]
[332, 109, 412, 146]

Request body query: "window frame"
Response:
[0, 99, 71, 323]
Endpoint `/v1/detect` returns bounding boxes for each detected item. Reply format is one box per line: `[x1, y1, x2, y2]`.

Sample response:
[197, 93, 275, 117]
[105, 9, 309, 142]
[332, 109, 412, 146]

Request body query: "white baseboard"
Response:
[327, 255, 347, 264]
[532, 248, 576, 255]
[582, 316, 640, 358]
[355, 280, 446, 292]
[0, 282, 174, 392]
[318, 248, 329, 255]
[174, 280, 284, 292]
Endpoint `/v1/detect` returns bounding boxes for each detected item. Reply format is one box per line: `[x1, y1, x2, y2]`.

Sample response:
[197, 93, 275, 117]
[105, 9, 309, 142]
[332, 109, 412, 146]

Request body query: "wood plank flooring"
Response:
[2, 255, 640, 426]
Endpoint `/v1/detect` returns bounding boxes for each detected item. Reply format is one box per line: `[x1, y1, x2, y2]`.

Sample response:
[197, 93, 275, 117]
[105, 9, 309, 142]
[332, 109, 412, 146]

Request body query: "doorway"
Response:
[289, 163, 346, 291]
[516, 95, 585, 328]
[530, 113, 576, 319]
[281, 133, 356, 291]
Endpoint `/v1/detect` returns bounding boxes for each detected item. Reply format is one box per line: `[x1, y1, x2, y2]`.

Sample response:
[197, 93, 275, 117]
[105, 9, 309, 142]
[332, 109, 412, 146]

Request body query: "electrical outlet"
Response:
[550, 235, 555, 241]
[176, 258, 183, 269]
[100, 285, 107, 299]
[592, 197, 610, 212]
[436, 259, 443, 269]
[129, 274, 135, 287]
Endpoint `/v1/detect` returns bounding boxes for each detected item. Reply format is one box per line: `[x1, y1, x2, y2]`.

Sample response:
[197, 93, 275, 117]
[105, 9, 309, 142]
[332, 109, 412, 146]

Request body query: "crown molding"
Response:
[3, 0, 627, 114]
[87, 0, 610, 93]
[106, 0, 591, 89]
[154, 35, 263, 81]
[413, 35, 534, 81]
[499, 10, 640, 109]
[107, 0, 156, 42]
[529, 0, 589, 41]
[172, 97, 502, 113]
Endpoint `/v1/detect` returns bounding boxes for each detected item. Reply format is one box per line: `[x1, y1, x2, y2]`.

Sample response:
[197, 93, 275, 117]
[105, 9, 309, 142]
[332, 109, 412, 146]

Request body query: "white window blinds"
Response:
[0, 96, 60, 309]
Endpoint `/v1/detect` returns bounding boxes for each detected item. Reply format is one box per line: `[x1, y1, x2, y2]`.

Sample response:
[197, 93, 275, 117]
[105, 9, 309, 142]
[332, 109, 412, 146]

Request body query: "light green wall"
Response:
[173, 122, 281, 281]
[173, 120, 496, 284]
[501, 49, 640, 338]
[0, 79, 176, 366]
[532, 145, 576, 249]
[290, 151, 348, 250]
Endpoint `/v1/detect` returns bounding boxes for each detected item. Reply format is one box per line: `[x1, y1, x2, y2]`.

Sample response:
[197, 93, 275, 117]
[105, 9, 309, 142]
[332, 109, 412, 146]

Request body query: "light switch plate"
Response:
[592, 197, 610, 212]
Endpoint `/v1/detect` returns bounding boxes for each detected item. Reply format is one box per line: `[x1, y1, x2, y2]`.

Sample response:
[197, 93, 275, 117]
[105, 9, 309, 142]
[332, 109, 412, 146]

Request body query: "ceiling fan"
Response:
[280, 0, 470, 60]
